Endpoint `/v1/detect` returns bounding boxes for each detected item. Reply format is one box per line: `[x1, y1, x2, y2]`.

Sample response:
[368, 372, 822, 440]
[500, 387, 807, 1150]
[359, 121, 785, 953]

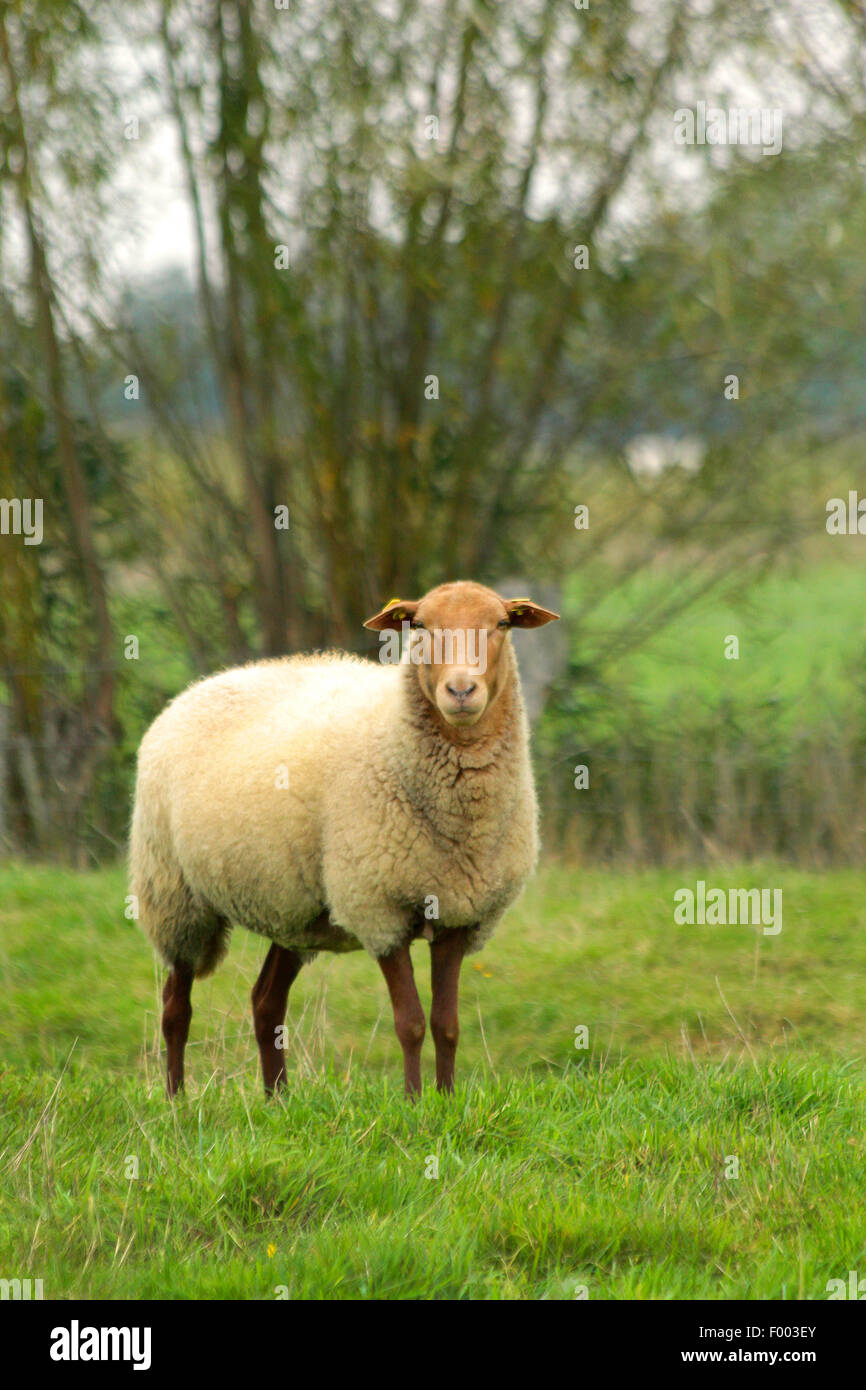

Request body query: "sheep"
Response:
[130, 580, 559, 1097]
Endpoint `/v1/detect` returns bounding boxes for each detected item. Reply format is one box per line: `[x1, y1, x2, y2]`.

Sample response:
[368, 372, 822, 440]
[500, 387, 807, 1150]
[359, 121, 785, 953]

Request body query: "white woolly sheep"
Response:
[130, 580, 559, 1096]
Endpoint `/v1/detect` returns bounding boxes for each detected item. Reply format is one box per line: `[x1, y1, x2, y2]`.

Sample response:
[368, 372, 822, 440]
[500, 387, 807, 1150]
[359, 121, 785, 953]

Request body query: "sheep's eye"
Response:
[410, 620, 425, 630]
[497, 619, 511, 630]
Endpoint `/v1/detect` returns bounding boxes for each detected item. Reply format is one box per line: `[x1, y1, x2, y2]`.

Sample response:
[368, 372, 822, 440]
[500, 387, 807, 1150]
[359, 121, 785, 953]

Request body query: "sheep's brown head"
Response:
[364, 581, 558, 729]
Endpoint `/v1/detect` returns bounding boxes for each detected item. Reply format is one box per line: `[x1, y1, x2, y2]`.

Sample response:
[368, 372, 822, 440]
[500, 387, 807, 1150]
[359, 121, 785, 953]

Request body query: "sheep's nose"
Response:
[446, 680, 477, 700]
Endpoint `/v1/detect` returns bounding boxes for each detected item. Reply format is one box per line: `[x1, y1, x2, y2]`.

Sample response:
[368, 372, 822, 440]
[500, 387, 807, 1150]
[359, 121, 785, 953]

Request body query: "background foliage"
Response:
[1, 0, 864, 860]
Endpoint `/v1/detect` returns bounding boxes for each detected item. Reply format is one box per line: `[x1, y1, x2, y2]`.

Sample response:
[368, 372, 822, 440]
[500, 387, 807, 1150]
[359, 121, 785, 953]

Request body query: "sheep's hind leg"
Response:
[378, 943, 426, 1097]
[162, 960, 194, 1098]
[252, 943, 304, 1095]
[430, 928, 469, 1093]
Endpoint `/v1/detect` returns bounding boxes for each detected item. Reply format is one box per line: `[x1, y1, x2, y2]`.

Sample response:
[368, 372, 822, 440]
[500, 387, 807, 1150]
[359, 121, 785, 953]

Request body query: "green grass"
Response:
[1, 860, 864, 1299]
[561, 557, 866, 742]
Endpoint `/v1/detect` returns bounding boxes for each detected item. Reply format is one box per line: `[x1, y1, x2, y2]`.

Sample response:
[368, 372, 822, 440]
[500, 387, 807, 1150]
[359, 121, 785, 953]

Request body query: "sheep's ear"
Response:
[505, 597, 560, 628]
[363, 598, 419, 630]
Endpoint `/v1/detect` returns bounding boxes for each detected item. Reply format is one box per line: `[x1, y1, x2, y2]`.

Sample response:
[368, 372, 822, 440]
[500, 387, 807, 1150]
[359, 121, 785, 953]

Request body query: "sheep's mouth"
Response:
[440, 703, 485, 724]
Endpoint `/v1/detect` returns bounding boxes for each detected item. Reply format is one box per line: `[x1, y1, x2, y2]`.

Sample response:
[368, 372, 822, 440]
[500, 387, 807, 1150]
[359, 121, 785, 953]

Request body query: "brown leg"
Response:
[378, 943, 426, 1096]
[430, 928, 469, 1093]
[251, 943, 304, 1095]
[162, 960, 194, 1098]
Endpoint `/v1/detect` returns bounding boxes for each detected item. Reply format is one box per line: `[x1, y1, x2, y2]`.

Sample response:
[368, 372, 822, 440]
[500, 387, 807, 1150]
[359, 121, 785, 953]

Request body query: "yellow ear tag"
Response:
[386, 597, 401, 606]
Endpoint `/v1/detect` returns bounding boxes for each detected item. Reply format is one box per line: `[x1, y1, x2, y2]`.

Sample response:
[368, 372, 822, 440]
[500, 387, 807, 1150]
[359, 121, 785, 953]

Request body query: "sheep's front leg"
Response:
[378, 944, 426, 1096]
[252, 943, 304, 1095]
[430, 928, 469, 1093]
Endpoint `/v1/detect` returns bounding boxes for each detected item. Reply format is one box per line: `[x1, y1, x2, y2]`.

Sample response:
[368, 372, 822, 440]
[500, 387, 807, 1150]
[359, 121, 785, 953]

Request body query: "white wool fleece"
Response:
[130, 647, 539, 972]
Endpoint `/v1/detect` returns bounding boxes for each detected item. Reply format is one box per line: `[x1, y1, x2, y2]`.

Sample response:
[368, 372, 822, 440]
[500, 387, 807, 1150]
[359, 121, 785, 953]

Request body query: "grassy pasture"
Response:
[540, 557, 866, 861]
[1, 860, 864, 1299]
